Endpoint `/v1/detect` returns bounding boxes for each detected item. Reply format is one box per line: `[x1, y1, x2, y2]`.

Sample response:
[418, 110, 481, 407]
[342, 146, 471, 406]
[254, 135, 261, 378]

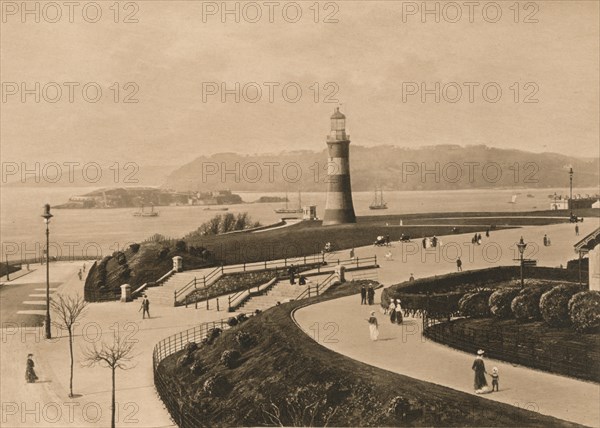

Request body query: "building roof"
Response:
[331, 107, 345, 120]
[574, 227, 600, 253]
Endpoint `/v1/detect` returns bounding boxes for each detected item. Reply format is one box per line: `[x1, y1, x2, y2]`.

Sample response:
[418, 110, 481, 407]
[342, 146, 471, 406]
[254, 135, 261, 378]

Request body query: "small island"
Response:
[254, 196, 288, 203]
[55, 187, 243, 209]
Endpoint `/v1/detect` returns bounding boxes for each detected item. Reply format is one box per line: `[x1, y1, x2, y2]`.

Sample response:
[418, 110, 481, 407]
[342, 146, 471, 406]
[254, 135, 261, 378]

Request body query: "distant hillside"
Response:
[163, 145, 599, 192]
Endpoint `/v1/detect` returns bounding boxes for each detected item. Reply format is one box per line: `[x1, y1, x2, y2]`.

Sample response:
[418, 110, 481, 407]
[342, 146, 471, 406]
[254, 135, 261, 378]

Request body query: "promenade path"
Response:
[1, 219, 597, 427]
[295, 220, 600, 427]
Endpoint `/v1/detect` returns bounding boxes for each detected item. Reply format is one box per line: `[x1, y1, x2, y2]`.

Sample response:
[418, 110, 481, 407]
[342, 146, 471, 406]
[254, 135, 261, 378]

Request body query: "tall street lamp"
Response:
[42, 204, 53, 339]
[569, 167, 574, 218]
[517, 236, 527, 289]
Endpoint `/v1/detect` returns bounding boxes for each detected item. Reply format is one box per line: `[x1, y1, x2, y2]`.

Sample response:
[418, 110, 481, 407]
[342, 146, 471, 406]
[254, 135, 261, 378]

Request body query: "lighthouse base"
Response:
[322, 209, 356, 226]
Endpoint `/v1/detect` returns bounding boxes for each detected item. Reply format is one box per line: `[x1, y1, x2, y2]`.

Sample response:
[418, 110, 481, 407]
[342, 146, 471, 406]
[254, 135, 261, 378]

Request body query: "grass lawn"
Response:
[157, 281, 583, 427]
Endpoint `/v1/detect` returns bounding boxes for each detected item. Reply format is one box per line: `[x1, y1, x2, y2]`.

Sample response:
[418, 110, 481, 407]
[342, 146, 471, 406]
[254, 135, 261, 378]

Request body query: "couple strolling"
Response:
[388, 298, 403, 324]
[472, 349, 499, 393]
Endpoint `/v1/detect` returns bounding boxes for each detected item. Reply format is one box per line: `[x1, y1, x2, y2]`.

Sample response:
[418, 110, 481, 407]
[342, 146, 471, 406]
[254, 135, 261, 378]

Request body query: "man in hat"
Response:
[140, 295, 150, 319]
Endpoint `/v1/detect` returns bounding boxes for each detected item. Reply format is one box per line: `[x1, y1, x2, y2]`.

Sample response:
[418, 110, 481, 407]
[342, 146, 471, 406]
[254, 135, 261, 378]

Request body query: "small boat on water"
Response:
[508, 194, 518, 204]
[274, 190, 303, 214]
[204, 207, 229, 211]
[133, 204, 159, 217]
[527, 194, 535, 198]
[369, 187, 388, 210]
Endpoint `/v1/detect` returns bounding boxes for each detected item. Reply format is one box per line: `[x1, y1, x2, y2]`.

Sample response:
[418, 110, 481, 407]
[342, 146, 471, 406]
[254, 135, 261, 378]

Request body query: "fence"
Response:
[424, 320, 600, 383]
[174, 254, 327, 306]
[152, 315, 252, 428]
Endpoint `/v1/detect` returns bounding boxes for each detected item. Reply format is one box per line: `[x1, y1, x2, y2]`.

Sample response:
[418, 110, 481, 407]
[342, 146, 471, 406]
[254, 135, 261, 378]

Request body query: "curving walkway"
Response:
[294, 221, 600, 427]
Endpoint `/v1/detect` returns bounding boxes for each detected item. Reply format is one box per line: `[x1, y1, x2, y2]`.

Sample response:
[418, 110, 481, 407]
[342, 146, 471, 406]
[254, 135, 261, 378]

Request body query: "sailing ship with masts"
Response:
[369, 187, 388, 210]
[133, 204, 159, 217]
[274, 189, 303, 214]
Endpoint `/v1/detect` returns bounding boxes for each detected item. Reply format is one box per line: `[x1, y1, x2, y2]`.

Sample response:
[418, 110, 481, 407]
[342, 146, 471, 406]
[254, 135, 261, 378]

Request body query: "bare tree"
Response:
[50, 293, 88, 398]
[82, 334, 137, 428]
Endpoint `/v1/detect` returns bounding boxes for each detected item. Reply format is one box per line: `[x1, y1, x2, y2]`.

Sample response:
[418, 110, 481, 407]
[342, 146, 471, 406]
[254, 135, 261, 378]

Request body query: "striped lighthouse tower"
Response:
[323, 107, 356, 226]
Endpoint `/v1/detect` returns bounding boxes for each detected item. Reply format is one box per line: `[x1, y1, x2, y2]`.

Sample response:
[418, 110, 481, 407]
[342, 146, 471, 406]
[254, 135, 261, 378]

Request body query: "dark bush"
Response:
[129, 243, 140, 253]
[386, 395, 423, 422]
[205, 328, 222, 345]
[539, 284, 583, 327]
[220, 350, 241, 369]
[236, 313, 248, 323]
[235, 331, 256, 349]
[568, 291, 600, 333]
[115, 251, 127, 266]
[489, 288, 520, 319]
[190, 360, 203, 375]
[202, 375, 229, 396]
[157, 247, 170, 260]
[511, 285, 552, 321]
[177, 353, 192, 367]
[458, 290, 492, 318]
[227, 317, 239, 327]
[184, 342, 198, 355]
[175, 240, 187, 252]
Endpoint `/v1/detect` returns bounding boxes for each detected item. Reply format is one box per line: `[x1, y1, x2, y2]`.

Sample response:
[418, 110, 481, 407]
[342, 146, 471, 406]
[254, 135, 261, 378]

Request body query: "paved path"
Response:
[1, 262, 247, 427]
[294, 220, 600, 427]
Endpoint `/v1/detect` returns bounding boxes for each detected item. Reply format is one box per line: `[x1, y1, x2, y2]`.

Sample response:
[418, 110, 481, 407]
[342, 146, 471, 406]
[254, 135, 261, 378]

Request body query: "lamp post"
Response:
[517, 236, 527, 288]
[42, 204, 53, 339]
[569, 167, 574, 218]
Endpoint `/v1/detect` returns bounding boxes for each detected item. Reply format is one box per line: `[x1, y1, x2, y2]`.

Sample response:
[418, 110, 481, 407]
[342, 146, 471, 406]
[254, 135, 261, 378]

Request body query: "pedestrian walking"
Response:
[456, 257, 462, 272]
[26, 263, 30, 271]
[394, 299, 403, 324]
[485, 229, 490, 238]
[25, 354, 38, 383]
[349, 248, 355, 259]
[367, 285, 375, 305]
[575, 224, 580, 236]
[491, 367, 500, 392]
[139, 295, 151, 319]
[422, 237, 427, 249]
[360, 285, 367, 305]
[543, 234, 548, 247]
[78, 269, 83, 280]
[288, 265, 296, 285]
[472, 349, 489, 393]
[409, 273, 415, 281]
[83, 263, 86, 273]
[367, 311, 379, 341]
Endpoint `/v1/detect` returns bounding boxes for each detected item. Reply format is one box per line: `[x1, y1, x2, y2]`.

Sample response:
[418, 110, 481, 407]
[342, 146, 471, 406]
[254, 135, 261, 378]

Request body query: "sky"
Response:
[1, 1, 599, 168]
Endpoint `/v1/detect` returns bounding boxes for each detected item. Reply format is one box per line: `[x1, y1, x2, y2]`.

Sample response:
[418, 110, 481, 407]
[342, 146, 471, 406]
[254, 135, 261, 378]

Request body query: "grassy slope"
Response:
[159, 281, 582, 427]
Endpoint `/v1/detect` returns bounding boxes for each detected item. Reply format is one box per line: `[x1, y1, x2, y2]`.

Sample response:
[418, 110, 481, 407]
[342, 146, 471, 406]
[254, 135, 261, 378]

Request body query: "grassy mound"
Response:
[158, 282, 580, 427]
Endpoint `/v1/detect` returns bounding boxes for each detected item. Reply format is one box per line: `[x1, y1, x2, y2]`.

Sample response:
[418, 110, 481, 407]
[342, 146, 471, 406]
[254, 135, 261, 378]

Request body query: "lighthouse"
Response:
[323, 107, 356, 226]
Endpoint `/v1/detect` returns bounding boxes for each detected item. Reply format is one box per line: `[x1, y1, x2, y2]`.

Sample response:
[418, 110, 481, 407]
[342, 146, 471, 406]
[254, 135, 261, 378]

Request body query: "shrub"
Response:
[489, 288, 520, 319]
[220, 350, 241, 369]
[184, 342, 198, 355]
[175, 240, 187, 252]
[235, 331, 256, 349]
[129, 243, 140, 253]
[190, 360, 203, 375]
[205, 328, 222, 345]
[203, 375, 229, 396]
[236, 313, 248, 323]
[511, 285, 552, 321]
[458, 290, 492, 318]
[177, 353, 192, 367]
[386, 395, 423, 422]
[539, 284, 582, 327]
[227, 317, 238, 327]
[568, 291, 600, 333]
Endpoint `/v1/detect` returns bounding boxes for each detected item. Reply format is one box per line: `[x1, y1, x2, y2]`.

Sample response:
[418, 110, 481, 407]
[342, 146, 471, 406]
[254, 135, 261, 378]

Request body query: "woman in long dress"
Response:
[25, 353, 38, 383]
[389, 300, 397, 323]
[472, 350, 488, 393]
[367, 311, 379, 341]
[394, 299, 403, 324]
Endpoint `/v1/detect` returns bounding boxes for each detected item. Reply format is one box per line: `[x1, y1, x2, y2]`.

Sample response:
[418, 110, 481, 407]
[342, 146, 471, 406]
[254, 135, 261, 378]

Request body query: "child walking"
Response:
[491, 367, 499, 392]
